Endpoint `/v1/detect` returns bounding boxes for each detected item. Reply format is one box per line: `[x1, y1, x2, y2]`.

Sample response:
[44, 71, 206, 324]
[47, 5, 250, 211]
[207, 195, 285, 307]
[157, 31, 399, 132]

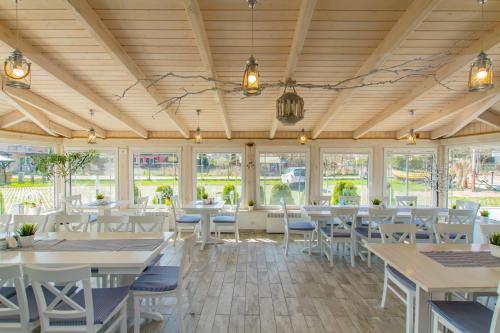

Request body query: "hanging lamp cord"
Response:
[15, 0, 19, 48]
[251, 2, 254, 56]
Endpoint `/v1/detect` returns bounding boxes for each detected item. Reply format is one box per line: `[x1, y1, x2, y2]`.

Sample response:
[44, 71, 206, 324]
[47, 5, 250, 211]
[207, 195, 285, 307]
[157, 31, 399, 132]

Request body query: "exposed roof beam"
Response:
[396, 84, 500, 138]
[0, 18, 148, 138]
[182, 0, 231, 139]
[49, 121, 72, 138]
[4, 85, 106, 138]
[354, 21, 500, 139]
[311, 0, 441, 139]
[431, 95, 500, 139]
[0, 110, 26, 128]
[270, 0, 317, 138]
[477, 110, 500, 128]
[64, 0, 187, 138]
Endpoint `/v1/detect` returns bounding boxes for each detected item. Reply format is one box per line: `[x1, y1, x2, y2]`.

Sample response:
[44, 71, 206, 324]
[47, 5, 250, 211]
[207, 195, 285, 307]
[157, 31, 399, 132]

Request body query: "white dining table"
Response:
[72, 200, 120, 216]
[367, 243, 500, 333]
[183, 200, 225, 250]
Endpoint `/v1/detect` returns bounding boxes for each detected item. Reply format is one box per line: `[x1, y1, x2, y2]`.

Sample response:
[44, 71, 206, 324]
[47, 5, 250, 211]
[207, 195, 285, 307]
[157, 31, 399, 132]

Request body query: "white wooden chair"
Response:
[13, 215, 48, 233]
[395, 196, 418, 207]
[339, 195, 360, 206]
[310, 195, 331, 206]
[433, 223, 473, 244]
[129, 234, 196, 333]
[130, 215, 165, 232]
[480, 224, 500, 243]
[456, 200, 481, 218]
[447, 209, 475, 225]
[282, 200, 315, 255]
[54, 214, 90, 232]
[135, 196, 149, 215]
[97, 215, 130, 232]
[356, 208, 397, 267]
[171, 196, 201, 246]
[64, 194, 82, 214]
[0, 264, 36, 333]
[0, 214, 12, 232]
[379, 223, 417, 333]
[410, 208, 439, 243]
[320, 206, 358, 267]
[212, 198, 241, 242]
[24, 264, 128, 333]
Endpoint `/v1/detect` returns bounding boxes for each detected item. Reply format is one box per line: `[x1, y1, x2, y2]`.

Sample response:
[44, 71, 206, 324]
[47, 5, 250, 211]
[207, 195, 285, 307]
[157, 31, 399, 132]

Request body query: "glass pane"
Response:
[68, 151, 116, 203]
[195, 153, 242, 204]
[0, 143, 55, 213]
[133, 152, 180, 205]
[259, 152, 307, 206]
[322, 153, 369, 204]
[385, 153, 435, 206]
[448, 147, 500, 218]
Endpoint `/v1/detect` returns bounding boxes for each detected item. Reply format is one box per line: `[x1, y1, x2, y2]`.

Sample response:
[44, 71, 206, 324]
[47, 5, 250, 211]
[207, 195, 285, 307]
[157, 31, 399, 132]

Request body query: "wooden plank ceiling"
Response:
[0, 0, 498, 140]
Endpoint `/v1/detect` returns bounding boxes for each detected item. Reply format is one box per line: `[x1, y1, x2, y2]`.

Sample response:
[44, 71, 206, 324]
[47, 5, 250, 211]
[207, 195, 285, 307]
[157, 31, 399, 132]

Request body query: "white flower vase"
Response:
[19, 235, 35, 247]
[203, 199, 209, 205]
[248, 206, 254, 211]
[490, 244, 500, 258]
[28, 207, 41, 215]
[481, 216, 490, 223]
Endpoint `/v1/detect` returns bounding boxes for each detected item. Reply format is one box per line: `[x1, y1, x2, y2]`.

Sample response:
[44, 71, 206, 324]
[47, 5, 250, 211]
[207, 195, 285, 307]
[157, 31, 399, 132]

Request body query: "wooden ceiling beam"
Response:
[396, 85, 500, 139]
[312, 0, 441, 139]
[270, 0, 317, 139]
[431, 95, 500, 139]
[354, 21, 500, 139]
[182, 0, 231, 139]
[0, 16, 148, 138]
[65, 0, 187, 138]
[0, 110, 26, 128]
[477, 110, 500, 128]
[49, 121, 72, 138]
[4, 85, 106, 138]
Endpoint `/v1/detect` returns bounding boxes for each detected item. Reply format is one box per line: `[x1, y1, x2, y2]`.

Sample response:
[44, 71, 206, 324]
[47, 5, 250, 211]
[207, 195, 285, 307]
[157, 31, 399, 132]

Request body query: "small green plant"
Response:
[17, 223, 37, 237]
[270, 183, 294, 205]
[480, 210, 490, 217]
[22, 201, 37, 208]
[222, 184, 239, 204]
[197, 186, 207, 200]
[248, 200, 255, 207]
[490, 232, 500, 246]
[451, 204, 457, 209]
[155, 185, 174, 204]
[202, 193, 208, 200]
[371, 198, 382, 205]
[96, 193, 105, 200]
[332, 181, 358, 204]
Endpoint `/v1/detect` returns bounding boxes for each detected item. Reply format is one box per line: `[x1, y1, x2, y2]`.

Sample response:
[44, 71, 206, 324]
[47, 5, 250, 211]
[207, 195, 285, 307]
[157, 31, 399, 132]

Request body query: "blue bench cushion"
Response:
[416, 232, 431, 240]
[355, 226, 381, 239]
[289, 221, 315, 231]
[213, 216, 236, 224]
[177, 215, 201, 223]
[430, 301, 492, 333]
[387, 266, 416, 291]
[131, 266, 179, 292]
[319, 226, 350, 238]
[0, 287, 16, 299]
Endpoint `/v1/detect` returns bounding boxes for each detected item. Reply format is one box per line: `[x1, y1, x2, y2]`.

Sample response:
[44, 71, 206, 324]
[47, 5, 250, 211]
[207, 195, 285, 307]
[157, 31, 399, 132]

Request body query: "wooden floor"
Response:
[138, 232, 406, 333]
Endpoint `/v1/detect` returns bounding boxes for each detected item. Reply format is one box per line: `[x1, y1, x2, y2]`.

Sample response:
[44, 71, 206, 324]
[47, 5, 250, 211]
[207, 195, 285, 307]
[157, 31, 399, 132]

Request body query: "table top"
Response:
[367, 243, 500, 292]
[183, 200, 225, 211]
[74, 201, 118, 209]
[0, 232, 173, 272]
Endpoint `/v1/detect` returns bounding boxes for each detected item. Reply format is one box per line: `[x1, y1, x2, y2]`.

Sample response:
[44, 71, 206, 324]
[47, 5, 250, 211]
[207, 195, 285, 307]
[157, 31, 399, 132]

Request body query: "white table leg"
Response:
[415, 287, 431, 333]
[199, 213, 223, 250]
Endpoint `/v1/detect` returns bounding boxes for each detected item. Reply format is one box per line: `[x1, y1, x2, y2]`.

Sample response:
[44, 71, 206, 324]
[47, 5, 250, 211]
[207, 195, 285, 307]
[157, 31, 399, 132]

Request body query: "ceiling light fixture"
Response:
[276, 80, 305, 125]
[298, 128, 307, 145]
[407, 110, 417, 145]
[4, 0, 31, 89]
[242, 0, 261, 96]
[87, 109, 97, 144]
[469, 0, 494, 92]
[195, 109, 202, 144]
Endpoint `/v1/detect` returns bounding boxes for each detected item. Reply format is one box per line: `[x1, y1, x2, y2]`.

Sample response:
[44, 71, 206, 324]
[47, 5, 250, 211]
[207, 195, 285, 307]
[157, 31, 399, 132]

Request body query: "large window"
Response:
[258, 151, 307, 207]
[448, 146, 500, 219]
[384, 151, 436, 206]
[67, 150, 116, 203]
[132, 152, 180, 205]
[195, 152, 242, 204]
[0, 143, 55, 213]
[322, 151, 369, 204]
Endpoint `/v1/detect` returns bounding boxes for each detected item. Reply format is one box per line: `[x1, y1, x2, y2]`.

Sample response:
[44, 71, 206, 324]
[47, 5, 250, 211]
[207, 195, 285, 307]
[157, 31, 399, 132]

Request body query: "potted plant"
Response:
[248, 200, 255, 211]
[451, 204, 457, 210]
[17, 223, 37, 247]
[202, 193, 209, 204]
[480, 210, 490, 223]
[96, 193, 105, 205]
[25, 201, 42, 215]
[371, 197, 382, 207]
[489, 232, 500, 258]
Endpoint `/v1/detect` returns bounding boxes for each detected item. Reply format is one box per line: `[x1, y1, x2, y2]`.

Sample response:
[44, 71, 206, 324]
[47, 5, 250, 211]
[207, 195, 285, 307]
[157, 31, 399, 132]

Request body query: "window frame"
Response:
[256, 146, 310, 209]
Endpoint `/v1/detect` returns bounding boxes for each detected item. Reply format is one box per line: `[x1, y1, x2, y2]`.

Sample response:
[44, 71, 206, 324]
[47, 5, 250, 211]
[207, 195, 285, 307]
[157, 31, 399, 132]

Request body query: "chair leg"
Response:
[284, 233, 289, 255]
[173, 230, 178, 246]
[406, 294, 414, 333]
[308, 233, 312, 255]
[350, 241, 355, 267]
[381, 269, 388, 308]
[120, 306, 127, 333]
[329, 241, 334, 267]
[368, 250, 372, 268]
[134, 295, 141, 333]
[235, 226, 239, 243]
[432, 313, 439, 333]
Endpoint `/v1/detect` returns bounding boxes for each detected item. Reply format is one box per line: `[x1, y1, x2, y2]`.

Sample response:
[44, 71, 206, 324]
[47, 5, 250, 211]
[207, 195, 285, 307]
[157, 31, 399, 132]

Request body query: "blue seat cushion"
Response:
[430, 301, 492, 333]
[131, 266, 179, 292]
[289, 221, 315, 231]
[213, 216, 236, 224]
[51, 287, 129, 326]
[355, 226, 381, 239]
[416, 232, 431, 240]
[146, 253, 164, 269]
[449, 233, 467, 240]
[319, 226, 351, 238]
[0, 287, 16, 299]
[89, 214, 98, 223]
[386, 266, 416, 291]
[177, 215, 201, 223]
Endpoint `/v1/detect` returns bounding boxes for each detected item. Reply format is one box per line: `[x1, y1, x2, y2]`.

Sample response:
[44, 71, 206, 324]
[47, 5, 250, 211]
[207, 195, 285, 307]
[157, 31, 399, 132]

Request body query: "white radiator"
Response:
[266, 212, 303, 233]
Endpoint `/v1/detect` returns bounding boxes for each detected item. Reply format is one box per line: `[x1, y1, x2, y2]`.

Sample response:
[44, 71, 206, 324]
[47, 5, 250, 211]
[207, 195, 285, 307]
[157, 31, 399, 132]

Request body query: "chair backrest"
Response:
[480, 224, 500, 242]
[490, 282, 500, 332]
[0, 264, 29, 332]
[367, 208, 397, 238]
[24, 264, 94, 333]
[130, 215, 165, 232]
[179, 234, 196, 288]
[379, 224, 417, 244]
[330, 207, 358, 234]
[136, 196, 149, 214]
[13, 215, 48, 233]
[339, 195, 360, 206]
[433, 223, 473, 244]
[97, 215, 130, 232]
[0, 214, 12, 233]
[65, 194, 82, 213]
[456, 200, 481, 217]
[310, 195, 331, 206]
[395, 196, 418, 207]
[54, 214, 90, 232]
[410, 208, 439, 239]
[170, 196, 180, 222]
[281, 200, 290, 232]
[448, 209, 475, 225]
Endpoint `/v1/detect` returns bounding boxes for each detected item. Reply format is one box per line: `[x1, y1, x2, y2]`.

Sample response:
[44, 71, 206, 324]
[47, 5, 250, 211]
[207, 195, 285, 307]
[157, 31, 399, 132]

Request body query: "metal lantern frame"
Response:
[242, 55, 261, 96]
[468, 51, 494, 92]
[276, 83, 305, 125]
[297, 128, 307, 145]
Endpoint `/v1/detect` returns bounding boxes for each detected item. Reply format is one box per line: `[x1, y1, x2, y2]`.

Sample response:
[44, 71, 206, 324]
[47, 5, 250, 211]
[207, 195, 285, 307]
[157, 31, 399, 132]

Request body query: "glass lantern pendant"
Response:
[407, 129, 417, 145]
[87, 128, 97, 144]
[298, 128, 307, 145]
[242, 55, 261, 96]
[195, 128, 202, 144]
[4, 49, 31, 89]
[468, 51, 494, 92]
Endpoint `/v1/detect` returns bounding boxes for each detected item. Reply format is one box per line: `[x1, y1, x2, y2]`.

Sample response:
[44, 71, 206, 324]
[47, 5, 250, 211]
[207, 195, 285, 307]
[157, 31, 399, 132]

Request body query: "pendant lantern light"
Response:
[407, 110, 417, 145]
[242, 0, 261, 96]
[468, 0, 494, 92]
[4, 0, 31, 89]
[276, 81, 305, 125]
[297, 128, 307, 145]
[87, 109, 97, 144]
[195, 109, 202, 144]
